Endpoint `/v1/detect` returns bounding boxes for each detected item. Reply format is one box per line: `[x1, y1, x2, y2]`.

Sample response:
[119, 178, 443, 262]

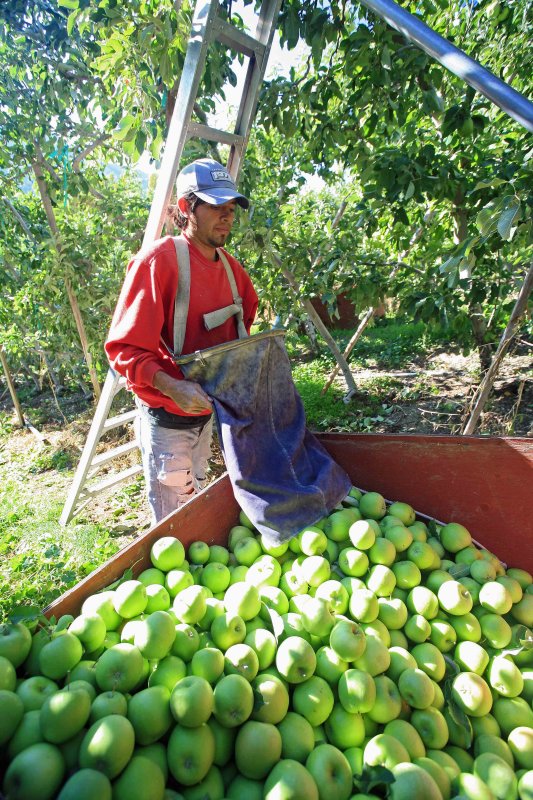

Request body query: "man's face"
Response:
[187, 199, 237, 249]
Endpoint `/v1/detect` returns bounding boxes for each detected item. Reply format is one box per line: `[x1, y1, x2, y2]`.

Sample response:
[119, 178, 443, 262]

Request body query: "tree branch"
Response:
[1, 197, 38, 243]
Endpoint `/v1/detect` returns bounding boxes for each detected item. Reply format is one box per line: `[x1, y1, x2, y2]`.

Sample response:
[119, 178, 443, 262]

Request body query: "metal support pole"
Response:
[358, 0, 533, 132]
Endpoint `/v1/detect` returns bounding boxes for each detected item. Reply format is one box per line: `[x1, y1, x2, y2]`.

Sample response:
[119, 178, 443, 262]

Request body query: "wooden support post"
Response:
[0, 346, 25, 427]
[462, 262, 533, 435]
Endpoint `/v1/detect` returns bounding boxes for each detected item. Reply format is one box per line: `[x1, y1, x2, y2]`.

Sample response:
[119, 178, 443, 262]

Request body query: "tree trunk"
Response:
[469, 302, 493, 374]
[32, 157, 101, 401]
[0, 346, 25, 427]
[267, 250, 358, 399]
[462, 262, 533, 435]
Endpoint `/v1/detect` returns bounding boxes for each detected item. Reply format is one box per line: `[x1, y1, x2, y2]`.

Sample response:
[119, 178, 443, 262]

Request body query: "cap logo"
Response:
[210, 169, 231, 182]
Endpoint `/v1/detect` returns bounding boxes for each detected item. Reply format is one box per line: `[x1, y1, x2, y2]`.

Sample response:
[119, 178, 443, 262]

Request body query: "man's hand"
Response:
[153, 371, 212, 414]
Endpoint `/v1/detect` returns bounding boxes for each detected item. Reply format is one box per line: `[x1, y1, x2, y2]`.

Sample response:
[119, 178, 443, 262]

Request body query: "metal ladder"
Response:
[59, 0, 282, 525]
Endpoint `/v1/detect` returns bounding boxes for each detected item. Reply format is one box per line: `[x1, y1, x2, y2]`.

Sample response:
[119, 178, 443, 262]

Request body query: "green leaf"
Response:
[58, 0, 79, 8]
[404, 181, 415, 200]
[113, 115, 136, 142]
[497, 196, 520, 240]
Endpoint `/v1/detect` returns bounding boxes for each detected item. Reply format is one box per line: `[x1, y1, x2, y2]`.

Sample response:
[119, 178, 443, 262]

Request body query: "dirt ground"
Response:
[1, 345, 531, 536]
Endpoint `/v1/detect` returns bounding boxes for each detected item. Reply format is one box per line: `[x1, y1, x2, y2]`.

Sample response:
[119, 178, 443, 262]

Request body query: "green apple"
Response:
[451, 671, 493, 717]
[429, 618, 457, 652]
[150, 536, 185, 571]
[3, 742, 65, 800]
[298, 527, 328, 556]
[79, 714, 135, 778]
[250, 672, 289, 724]
[16, 675, 58, 711]
[245, 555, 281, 588]
[349, 588, 379, 623]
[353, 634, 390, 676]
[306, 743, 353, 800]
[330, 619, 367, 661]
[0, 689, 24, 745]
[493, 696, 533, 737]
[113, 580, 148, 619]
[229, 525, 255, 550]
[338, 668, 376, 714]
[368, 537, 397, 567]
[313, 579, 349, 615]
[366, 565, 397, 597]
[235, 720, 282, 780]
[173, 585, 207, 625]
[292, 675, 334, 726]
[387, 646, 417, 683]
[299, 596, 335, 638]
[234, 537, 262, 567]
[324, 509, 353, 541]
[67, 614, 106, 653]
[454, 639, 490, 675]
[213, 673, 254, 727]
[412, 757, 451, 800]
[277, 712, 315, 763]
[407, 586, 439, 619]
[169, 675, 213, 728]
[407, 541, 436, 570]
[411, 641, 446, 681]
[451, 771, 497, 800]
[40, 688, 91, 744]
[148, 654, 186, 692]
[171, 623, 199, 661]
[411, 706, 449, 749]
[0, 622, 33, 668]
[324, 703, 366, 749]
[112, 755, 165, 800]
[94, 643, 145, 692]
[137, 566, 166, 587]
[338, 548, 370, 578]
[473, 753, 517, 800]
[367, 674, 402, 724]
[167, 722, 215, 785]
[450, 610, 482, 642]
[364, 733, 411, 769]
[349, 520, 378, 550]
[297, 555, 331, 587]
[224, 643, 259, 682]
[479, 612, 512, 649]
[473, 732, 514, 767]
[398, 667, 435, 709]
[486, 654, 523, 697]
[133, 610, 176, 660]
[362, 618, 391, 647]
[263, 759, 319, 800]
[276, 636, 316, 684]
[315, 645, 348, 685]
[384, 524, 414, 553]
[39, 632, 83, 680]
[404, 614, 431, 644]
[211, 612, 246, 651]
[391, 561, 422, 590]
[201, 562, 231, 594]
[191, 647, 225, 684]
[384, 719, 426, 760]
[508, 726, 533, 770]
[437, 580, 473, 615]
[244, 628, 276, 671]
[377, 597, 408, 630]
[89, 690, 128, 723]
[224, 581, 261, 620]
[165, 568, 194, 598]
[7, 709, 43, 759]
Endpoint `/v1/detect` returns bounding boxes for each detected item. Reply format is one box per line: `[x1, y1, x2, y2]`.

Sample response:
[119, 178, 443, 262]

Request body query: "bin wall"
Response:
[46, 433, 533, 619]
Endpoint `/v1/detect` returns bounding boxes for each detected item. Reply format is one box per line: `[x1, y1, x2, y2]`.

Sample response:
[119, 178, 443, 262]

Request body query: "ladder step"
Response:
[90, 439, 139, 468]
[212, 17, 267, 58]
[79, 464, 143, 497]
[186, 123, 245, 146]
[102, 409, 138, 432]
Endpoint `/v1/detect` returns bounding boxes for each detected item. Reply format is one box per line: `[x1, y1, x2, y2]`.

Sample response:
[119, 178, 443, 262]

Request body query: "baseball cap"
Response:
[176, 158, 249, 209]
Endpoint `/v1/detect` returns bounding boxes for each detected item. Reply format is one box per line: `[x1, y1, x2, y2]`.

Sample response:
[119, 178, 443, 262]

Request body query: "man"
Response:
[105, 158, 258, 523]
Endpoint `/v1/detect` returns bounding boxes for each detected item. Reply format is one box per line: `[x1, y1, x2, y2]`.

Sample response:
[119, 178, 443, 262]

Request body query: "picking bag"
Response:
[176, 329, 351, 543]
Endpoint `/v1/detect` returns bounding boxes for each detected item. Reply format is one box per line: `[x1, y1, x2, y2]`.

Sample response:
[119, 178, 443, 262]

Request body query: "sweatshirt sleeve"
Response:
[105, 251, 177, 389]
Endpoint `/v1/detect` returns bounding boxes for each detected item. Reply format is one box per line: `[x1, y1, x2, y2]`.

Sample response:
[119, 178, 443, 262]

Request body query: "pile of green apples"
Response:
[1, 487, 532, 800]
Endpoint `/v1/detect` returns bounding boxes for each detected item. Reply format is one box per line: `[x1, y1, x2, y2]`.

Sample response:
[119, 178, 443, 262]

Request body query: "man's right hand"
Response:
[153, 371, 212, 414]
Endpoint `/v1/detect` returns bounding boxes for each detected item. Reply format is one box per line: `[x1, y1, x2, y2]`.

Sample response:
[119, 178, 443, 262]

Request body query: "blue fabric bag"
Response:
[175, 329, 352, 543]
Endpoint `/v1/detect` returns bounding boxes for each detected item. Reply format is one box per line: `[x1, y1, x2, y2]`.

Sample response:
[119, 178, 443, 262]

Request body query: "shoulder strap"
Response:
[216, 249, 248, 340]
[172, 237, 191, 358]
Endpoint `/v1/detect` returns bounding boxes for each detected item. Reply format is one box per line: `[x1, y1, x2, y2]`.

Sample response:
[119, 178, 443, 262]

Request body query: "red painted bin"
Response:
[45, 433, 533, 619]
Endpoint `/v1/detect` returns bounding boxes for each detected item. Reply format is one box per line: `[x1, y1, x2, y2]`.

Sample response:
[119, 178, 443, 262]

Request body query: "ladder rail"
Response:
[60, 0, 282, 525]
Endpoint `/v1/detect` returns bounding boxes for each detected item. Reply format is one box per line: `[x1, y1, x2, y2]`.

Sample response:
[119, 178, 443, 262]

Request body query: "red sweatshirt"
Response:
[105, 234, 258, 417]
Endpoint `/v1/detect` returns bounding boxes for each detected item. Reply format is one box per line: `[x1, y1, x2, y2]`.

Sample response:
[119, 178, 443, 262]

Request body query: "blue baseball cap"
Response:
[176, 158, 249, 209]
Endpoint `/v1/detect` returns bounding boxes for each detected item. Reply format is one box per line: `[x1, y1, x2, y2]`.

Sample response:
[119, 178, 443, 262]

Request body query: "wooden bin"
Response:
[46, 433, 533, 619]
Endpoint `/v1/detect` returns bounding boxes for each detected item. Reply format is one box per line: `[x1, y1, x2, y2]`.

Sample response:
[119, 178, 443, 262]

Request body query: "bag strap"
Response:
[172, 237, 191, 358]
[216, 248, 248, 340]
